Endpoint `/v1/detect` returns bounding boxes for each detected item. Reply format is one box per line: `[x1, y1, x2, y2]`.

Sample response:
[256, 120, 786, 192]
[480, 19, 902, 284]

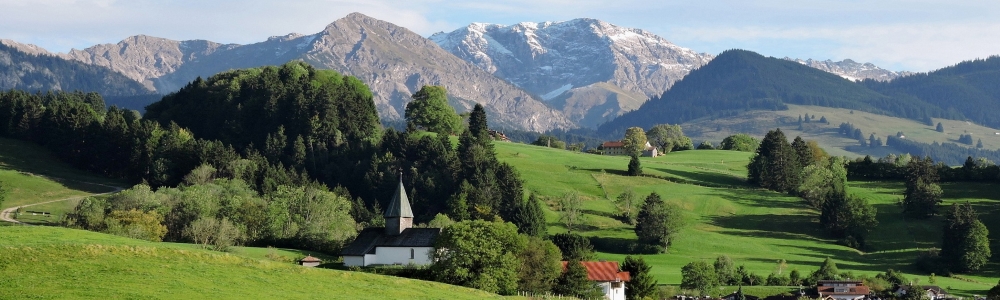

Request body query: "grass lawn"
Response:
[0, 226, 511, 299]
[495, 141, 999, 297]
[0, 137, 125, 224]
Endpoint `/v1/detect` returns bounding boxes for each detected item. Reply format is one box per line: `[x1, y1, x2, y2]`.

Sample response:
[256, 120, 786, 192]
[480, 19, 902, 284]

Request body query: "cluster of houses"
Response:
[707, 280, 957, 300]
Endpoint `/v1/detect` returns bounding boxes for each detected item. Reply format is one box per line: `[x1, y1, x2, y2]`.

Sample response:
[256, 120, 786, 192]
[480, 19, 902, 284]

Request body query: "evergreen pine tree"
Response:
[628, 154, 643, 176]
[941, 202, 992, 273]
[903, 157, 943, 218]
[514, 194, 547, 237]
[936, 122, 945, 132]
[977, 139, 984, 148]
[792, 136, 812, 170]
[555, 260, 603, 299]
[622, 255, 658, 300]
[748, 129, 800, 193]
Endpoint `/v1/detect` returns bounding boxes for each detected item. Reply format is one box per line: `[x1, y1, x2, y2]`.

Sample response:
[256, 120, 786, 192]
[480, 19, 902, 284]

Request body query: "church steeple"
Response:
[384, 172, 413, 235]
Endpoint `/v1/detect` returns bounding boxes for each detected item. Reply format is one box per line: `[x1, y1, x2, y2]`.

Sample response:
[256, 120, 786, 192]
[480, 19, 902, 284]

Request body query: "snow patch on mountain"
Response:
[542, 83, 573, 100]
[784, 57, 912, 82]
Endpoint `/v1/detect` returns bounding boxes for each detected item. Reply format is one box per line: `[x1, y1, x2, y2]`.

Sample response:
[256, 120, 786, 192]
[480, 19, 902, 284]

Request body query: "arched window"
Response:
[410, 248, 414, 259]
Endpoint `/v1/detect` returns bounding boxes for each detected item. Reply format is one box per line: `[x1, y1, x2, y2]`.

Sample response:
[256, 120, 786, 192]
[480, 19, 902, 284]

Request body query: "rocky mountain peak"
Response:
[783, 57, 912, 82]
[431, 18, 713, 127]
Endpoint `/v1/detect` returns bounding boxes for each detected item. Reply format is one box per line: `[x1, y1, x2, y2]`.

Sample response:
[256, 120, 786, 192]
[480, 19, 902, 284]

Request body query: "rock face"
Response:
[0, 42, 152, 97]
[430, 19, 713, 127]
[784, 58, 912, 82]
[55, 13, 573, 131]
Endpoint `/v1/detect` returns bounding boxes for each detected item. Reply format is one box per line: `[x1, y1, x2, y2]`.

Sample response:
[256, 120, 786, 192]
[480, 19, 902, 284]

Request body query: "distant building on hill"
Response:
[601, 141, 657, 157]
[341, 175, 439, 267]
[560, 261, 630, 300]
[298, 255, 322, 267]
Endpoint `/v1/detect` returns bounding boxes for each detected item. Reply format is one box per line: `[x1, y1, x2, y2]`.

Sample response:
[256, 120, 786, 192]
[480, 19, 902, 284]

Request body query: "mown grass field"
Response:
[495, 141, 999, 296]
[0, 137, 123, 222]
[0, 226, 509, 299]
[683, 104, 1000, 159]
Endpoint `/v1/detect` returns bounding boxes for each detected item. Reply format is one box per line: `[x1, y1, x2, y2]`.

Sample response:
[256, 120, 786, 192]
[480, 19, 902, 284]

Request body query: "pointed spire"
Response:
[384, 172, 414, 218]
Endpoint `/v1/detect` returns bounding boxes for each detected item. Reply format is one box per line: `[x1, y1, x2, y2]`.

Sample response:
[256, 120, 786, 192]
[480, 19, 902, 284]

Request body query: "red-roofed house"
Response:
[561, 261, 630, 300]
[816, 280, 870, 300]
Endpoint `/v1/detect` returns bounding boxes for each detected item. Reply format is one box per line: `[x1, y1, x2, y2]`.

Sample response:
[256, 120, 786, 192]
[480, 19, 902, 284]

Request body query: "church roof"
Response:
[341, 227, 440, 256]
[384, 176, 414, 218]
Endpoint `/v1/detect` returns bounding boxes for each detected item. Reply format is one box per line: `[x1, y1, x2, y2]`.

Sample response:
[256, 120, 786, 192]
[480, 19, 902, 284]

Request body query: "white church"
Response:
[341, 176, 439, 267]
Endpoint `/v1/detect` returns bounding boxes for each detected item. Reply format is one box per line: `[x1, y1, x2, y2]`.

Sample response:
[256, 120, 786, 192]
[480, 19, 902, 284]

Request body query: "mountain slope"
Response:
[785, 58, 912, 82]
[56, 13, 573, 132]
[0, 42, 153, 97]
[598, 49, 951, 135]
[431, 19, 712, 127]
[864, 55, 1000, 128]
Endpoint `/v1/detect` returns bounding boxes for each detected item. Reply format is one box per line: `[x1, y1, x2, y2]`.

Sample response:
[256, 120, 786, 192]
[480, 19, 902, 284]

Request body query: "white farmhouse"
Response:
[341, 176, 439, 267]
[561, 261, 630, 300]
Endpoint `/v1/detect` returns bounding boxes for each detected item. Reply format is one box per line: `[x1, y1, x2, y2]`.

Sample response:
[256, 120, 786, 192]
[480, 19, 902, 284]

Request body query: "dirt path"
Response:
[0, 180, 123, 225]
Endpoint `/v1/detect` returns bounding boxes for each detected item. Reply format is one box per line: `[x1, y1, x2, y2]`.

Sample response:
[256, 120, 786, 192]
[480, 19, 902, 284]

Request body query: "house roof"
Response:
[384, 175, 414, 218]
[818, 280, 864, 284]
[602, 141, 625, 148]
[300, 255, 322, 263]
[341, 227, 440, 256]
[560, 261, 630, 282]
[818, 286, 870, 295]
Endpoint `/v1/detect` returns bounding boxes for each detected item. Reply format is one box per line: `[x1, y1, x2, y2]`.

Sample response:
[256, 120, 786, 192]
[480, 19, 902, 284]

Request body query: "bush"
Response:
[184, 217, 245, 251]
[104, 209, 168, 242]
[550, 233, 595, 260]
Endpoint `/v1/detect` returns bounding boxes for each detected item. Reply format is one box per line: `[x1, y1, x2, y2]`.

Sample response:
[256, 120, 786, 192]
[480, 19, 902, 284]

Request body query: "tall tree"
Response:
[819, 190, 878, 249]
[940, 202, 992, 273]
[681, 261, 718, 295]
[646, 124, 691, 153]
[558, 191, 585, 233]
[903, 156, 942, 218]
[627, 154, 643, 176]
[720, 134, 760, 152]
[809, 258, 840, 283]
[550, 233, 595, 261]
[467, 104, 491, 147]
[555, 260, 604, 299]
[792, 136, 812, 169]
[714, 255, 737, 285]
[748, 129, 801, 193]
[635, 193, 685, 252]
[623, 126, 648, 156]
[622, 255, 658, 300]
[614, 188, 640, 225]
[430, 220, 526, 295]
[513, 194, 547, 237]
[405, 85, 462, 135]
[517, 237, 563, 294]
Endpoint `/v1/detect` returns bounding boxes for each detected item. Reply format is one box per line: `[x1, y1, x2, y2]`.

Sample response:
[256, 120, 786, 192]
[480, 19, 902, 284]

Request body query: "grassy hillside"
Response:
[681, 104, 1000, 159]
[494, 141, 999, 296]
[0, 137, 124, 224]
[0, 226, 508, 299]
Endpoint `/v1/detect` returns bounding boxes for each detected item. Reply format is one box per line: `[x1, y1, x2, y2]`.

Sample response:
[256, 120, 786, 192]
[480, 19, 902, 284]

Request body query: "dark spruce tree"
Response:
[554, 259, 604, 299]
[513, 193, 547, 237]
[940, 202, 991, 273]
[902, 156, 943, 218]
[748, 129, 801, 193]
[628, 154, 643, 176]
[622, 255, 658, 300]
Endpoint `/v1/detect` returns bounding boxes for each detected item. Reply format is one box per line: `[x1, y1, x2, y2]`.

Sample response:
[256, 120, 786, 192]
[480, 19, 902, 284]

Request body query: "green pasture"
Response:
[495, 141, 999, 296]
[0, 226, 509, 299]
[0, 137, 123, 223]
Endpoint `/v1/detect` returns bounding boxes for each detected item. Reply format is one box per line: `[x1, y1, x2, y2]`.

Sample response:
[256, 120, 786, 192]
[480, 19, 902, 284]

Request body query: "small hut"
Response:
[299, 255, 322, 267]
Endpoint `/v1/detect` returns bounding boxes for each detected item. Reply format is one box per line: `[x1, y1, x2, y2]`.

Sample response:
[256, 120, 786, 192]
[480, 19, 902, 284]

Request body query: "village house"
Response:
[601, 141, 658, 157]
[561, 261, 630, 300]
[341, 176, 439, 267]
[895, 285, 950, 300]
[298, 255, 322, 267]
[816, 280, 871, 300]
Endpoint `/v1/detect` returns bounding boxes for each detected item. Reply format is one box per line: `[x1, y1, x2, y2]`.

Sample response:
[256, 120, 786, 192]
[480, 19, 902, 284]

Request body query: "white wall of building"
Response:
[599, 281, 626, 300]
[374, 247, 434, 265]
[343, 256, 366, 267]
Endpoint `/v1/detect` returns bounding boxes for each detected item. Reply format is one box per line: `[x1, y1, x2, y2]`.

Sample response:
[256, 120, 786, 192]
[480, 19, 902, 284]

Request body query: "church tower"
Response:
[384, 174, 414, 235]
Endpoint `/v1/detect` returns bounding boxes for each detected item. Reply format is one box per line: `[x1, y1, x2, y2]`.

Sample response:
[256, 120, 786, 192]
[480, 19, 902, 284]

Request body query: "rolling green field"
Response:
[495, 141, 999, 296]
[683, 104, 1000, 159]
[0, 137, 124, 222]
[0, 226, 508, 299]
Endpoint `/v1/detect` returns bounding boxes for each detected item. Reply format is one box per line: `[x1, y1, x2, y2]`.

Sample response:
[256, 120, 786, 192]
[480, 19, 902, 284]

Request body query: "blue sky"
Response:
[1, 0, 998, 72]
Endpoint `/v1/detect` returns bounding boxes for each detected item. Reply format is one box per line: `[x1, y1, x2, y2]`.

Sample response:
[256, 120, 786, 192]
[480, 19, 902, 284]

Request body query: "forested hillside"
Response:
[599, 50, 961, 136]
[864, 55, 1000, 128]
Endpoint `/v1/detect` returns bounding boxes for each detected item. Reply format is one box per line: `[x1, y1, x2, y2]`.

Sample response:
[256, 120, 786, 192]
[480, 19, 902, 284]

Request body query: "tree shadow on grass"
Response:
[654, 167, 749, 187]
[707, 189, 810, 211]
[588, 236, 662, 255]
[578, 168, 630, 177]
[710, 213, 827, 243]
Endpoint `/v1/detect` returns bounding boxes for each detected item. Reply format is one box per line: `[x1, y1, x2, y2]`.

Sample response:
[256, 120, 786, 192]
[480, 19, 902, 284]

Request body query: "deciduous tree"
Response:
[635, 193, 685, 252]
[431, 220, 526, 295]
[405, 85, 462, 135]
[681, 261, 718, 295]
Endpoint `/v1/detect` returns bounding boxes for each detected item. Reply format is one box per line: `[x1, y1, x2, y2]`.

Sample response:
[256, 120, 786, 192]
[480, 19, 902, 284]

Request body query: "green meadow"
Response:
[0, 137, 123, 220]
[0, 226, 508, 300]
[495, 141, 1000, 296]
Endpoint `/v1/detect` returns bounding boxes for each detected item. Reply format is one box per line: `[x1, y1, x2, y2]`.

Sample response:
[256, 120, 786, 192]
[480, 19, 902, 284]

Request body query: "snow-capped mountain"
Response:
[431, 19, 713, 127]
[784, 58, 912, 82]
